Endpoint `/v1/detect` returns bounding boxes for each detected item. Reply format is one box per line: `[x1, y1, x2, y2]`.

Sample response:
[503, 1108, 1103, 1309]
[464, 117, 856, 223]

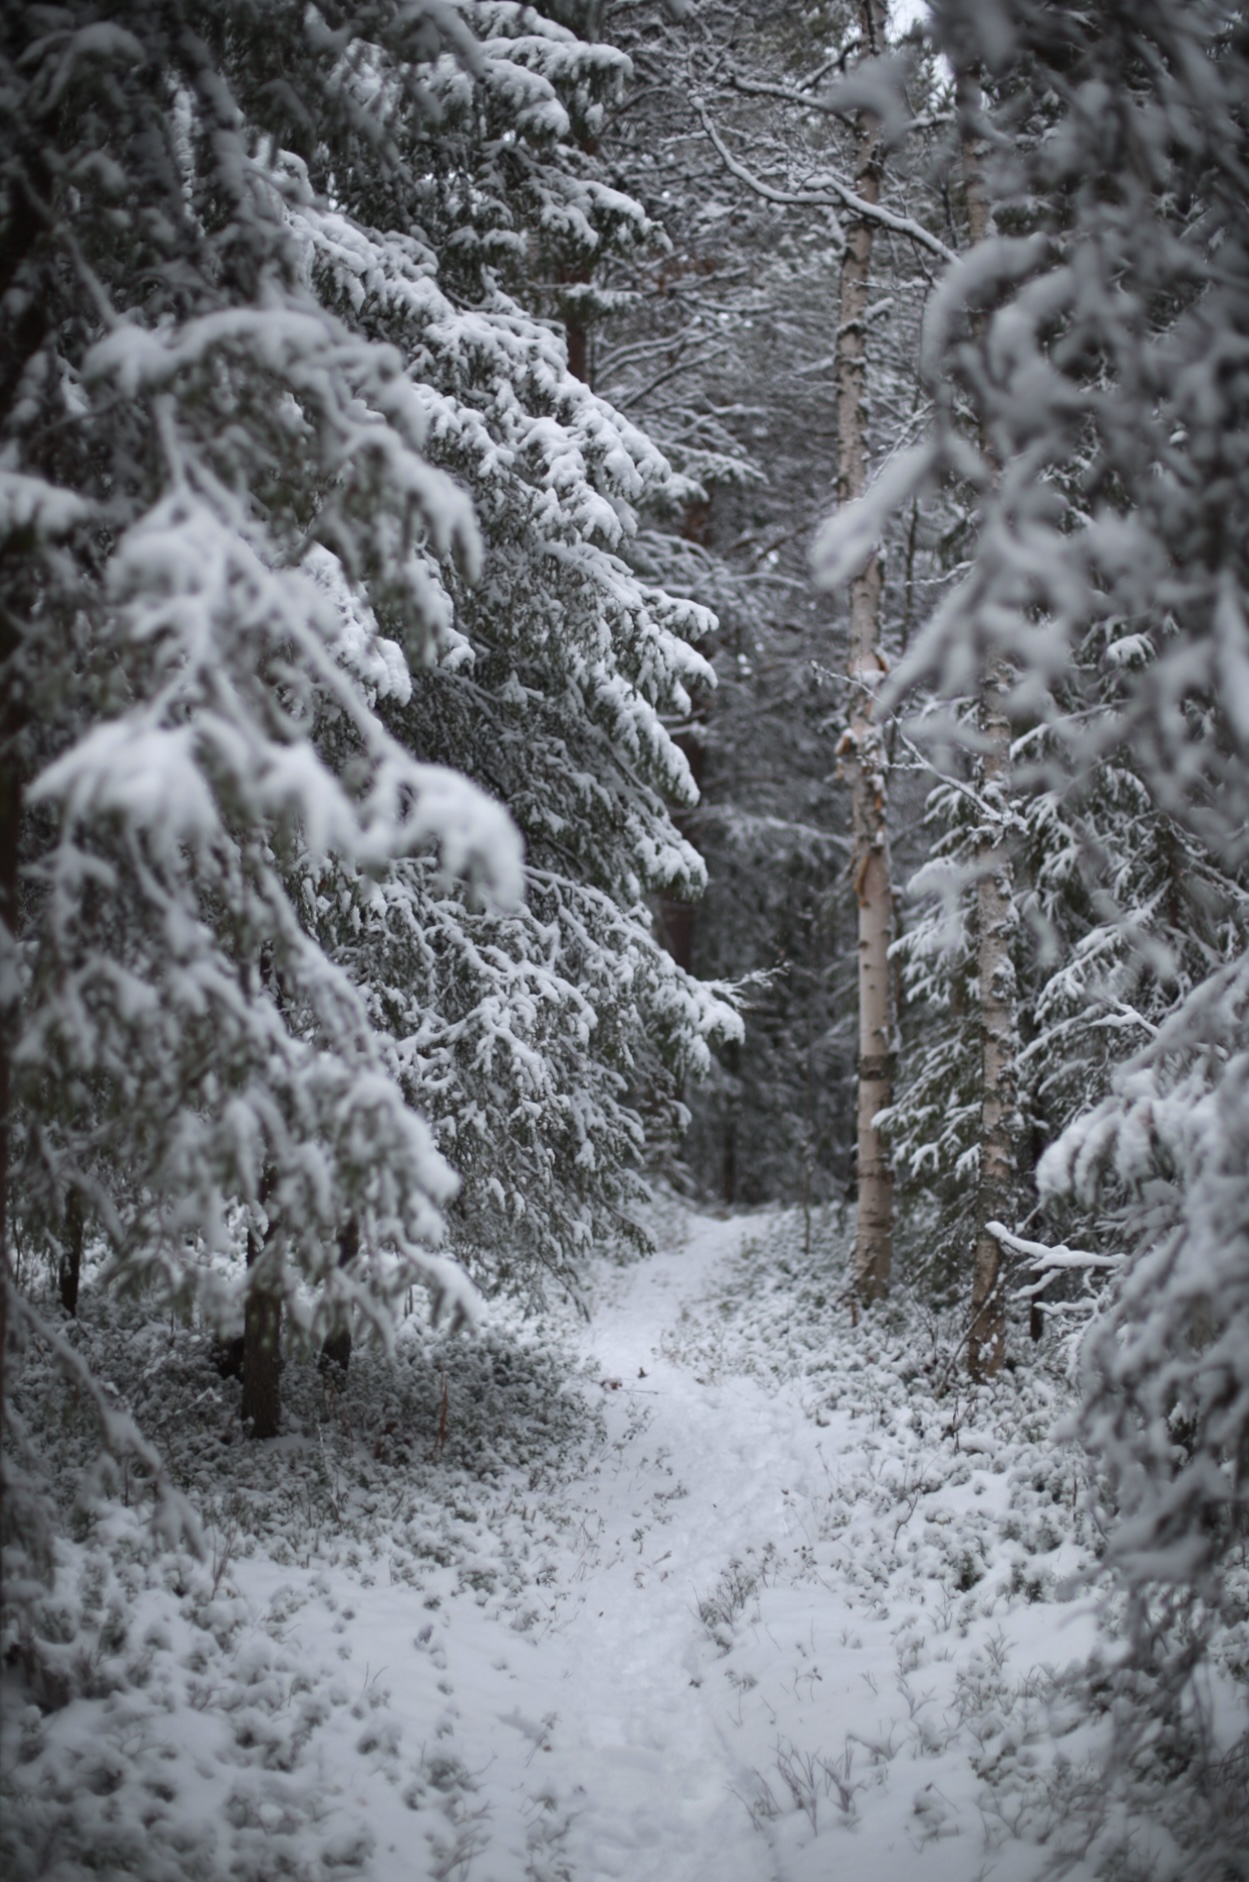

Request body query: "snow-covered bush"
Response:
[0, 1254, 601, 1882]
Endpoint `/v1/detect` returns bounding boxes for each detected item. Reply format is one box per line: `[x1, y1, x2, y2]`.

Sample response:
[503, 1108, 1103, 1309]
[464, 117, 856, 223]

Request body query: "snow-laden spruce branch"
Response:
[812, 439, 939, 588]
[891, 727, 1029, 835]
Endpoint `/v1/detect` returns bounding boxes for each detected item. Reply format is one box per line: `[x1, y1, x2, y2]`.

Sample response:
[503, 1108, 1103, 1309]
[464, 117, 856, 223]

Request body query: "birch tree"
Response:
[614, 0, 950, 1214]
[834, 0, 896, 1302]
[817, 53, 1025, 1357]
[960, 74, 1017, 1379]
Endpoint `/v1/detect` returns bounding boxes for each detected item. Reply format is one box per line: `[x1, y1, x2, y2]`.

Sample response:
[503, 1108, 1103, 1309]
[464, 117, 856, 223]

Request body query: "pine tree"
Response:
[339, 6, 739, 1298]
[3, 1, 510, 1479]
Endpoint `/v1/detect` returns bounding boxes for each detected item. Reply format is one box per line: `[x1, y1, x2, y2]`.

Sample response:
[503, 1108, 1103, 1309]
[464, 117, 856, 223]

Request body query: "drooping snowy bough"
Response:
[0, 0, 736, 1588]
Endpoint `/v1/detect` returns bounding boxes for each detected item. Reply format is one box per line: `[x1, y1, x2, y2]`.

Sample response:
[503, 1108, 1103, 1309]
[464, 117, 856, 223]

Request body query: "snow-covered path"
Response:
[1, 1205, 1211, 1882]
[332, 1203, 1099, 1882]
[220, 1201, 1107, 1882]
[522, 1208, 830, 1882]
[350, 1204, 822, 1882]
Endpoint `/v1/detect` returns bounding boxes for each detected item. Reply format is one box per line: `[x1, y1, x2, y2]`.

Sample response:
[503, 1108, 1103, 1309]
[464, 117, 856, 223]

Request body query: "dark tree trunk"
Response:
[656, 728, 705, 975]
[58, 1189, 84, 1317]
[721, 1036, 740, 1205]
[0, 172, 49, 1506]
[0, 606, 24, 1556]
[559, 96, 601, 382]
[319, 1215, 359, 1375]
[656, 492, 713, 977]
[241, 1224, 282, 1438]
[565, 304, 589, 384]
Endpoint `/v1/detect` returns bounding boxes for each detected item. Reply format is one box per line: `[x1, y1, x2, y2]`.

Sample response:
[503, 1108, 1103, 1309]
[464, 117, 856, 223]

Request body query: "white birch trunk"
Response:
[961, 76, 1017, 1379]
[970, 653, 1017, 1378]
[837, 0, 894, 1303]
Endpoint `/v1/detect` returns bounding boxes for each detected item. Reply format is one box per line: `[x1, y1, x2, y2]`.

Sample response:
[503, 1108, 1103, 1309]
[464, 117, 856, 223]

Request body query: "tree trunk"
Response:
[560, 103, 601, 386]
[722, 1036, 740, 1206]
[563, 286, 590, 385]
[969, 651, 1017, 1379]
[656, 722, 705, 975]
[961, 75, 1016, 1381]
[0, 605, 23, 1555]
[59, 1189, 84, 1318]
[319, 1215, 359, 1375]
[838, 0, 894, 1304]
[241, 1222, 282, 1438]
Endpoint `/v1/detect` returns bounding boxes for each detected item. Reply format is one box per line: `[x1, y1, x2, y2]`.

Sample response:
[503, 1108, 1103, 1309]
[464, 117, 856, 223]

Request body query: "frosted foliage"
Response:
[0, 0, 731, 1465]
[876, 777, 983, 1280]
[880, 0, 1249, 1724]
[1041, 955, 1249, 1592]
[335, 860, 736, 1305]
[902, 2, 1249, 844]
[282, 10, 736, 1285]
[884, 707, 1249, 1301]
[0, 2, 526, 1349]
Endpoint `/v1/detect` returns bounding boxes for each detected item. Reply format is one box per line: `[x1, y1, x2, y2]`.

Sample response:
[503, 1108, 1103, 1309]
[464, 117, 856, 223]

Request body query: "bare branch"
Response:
[690, 96, 846, 246]
[692, 97, 957, 263]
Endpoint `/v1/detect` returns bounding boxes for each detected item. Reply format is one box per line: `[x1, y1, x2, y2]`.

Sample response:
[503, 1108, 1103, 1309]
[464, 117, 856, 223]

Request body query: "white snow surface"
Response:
[325, 1203, 1102, 1882]
[9, 1202, 1157, 1882]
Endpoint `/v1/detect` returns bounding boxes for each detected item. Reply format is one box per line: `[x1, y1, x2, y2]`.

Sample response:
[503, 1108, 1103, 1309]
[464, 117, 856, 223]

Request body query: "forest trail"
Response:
[391, 1200, 1092, 1882]
[530, 1207, 830, 1882]
[8, 1200, 1110, 1882]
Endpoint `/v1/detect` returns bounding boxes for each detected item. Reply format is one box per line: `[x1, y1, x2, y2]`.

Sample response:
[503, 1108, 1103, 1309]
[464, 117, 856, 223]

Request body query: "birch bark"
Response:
[961, 75, 1017, 1380]
[837, 0, 894, 1303]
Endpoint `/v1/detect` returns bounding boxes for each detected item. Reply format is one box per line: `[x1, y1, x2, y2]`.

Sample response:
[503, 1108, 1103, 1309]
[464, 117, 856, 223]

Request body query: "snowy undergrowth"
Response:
[5, 1205, 1248, 1881]
[664, 1211, 1249, 1882]
[651, 1214, 1100, 1879]
[3, 1286, 601, 1882]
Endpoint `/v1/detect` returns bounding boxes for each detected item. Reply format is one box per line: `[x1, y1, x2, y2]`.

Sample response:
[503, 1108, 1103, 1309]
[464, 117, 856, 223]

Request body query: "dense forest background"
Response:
[3, 1, 1249, 1876]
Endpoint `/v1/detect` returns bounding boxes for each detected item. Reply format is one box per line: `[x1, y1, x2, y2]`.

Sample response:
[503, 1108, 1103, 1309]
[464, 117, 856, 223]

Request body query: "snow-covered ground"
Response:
[5, 1202, 1168, 1881]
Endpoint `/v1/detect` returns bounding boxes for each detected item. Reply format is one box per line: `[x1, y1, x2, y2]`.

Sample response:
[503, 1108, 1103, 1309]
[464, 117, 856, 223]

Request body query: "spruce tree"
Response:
[841, 0, 1249, 1854]
[1, 0, 735, 1584]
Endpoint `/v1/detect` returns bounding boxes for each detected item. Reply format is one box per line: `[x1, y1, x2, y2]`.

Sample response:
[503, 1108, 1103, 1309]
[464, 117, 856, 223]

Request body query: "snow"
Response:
[0, 468, 90, 538]
[812, 443, 936, 591]
[5, 1202, 1153, 1882]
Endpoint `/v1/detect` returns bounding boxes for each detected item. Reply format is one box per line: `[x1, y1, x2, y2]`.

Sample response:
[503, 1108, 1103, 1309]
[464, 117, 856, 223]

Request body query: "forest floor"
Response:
[5, 1199, 1210, 1882]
